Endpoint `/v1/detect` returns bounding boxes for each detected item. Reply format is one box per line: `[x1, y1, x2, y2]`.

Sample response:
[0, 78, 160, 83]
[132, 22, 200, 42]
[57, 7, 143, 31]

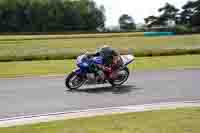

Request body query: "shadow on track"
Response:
[66, 85, 142, 94]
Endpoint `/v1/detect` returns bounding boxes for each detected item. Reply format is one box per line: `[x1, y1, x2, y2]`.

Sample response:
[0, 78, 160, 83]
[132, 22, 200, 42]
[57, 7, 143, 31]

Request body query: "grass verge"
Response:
[0, 34, 200, 61]
[0, 32, 145, 41]
[1, 107, 200, 133]
[0, 55, 200, 78]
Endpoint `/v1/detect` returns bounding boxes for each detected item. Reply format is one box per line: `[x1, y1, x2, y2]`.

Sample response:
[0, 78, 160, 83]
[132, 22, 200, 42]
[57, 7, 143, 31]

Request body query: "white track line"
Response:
[1, 100, 200, 127]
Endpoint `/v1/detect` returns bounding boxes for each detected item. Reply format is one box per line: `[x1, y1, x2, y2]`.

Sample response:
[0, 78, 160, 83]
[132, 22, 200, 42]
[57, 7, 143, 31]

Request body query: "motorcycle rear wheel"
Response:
[109, 67, 130, 87]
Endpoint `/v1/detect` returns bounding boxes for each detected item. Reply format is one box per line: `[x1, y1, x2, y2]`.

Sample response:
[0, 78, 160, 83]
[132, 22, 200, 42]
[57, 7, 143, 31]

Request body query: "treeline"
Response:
[179, 0, 200, 27]
[144, 0, 200, 33]
[0, 0, 105, 32]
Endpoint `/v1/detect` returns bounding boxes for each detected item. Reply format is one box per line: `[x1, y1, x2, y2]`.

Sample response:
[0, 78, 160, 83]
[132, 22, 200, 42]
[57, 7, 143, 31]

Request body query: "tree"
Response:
[0, 0, 105, 32]
[119, 14, 136, 30]
[83, 0, 105, 30]
[158, 3, 179, 25]
[191, 13, 200, 26]
[180, 0, 200, 26]
[144, 16, 159, 27]
[180, 1, 196, 25]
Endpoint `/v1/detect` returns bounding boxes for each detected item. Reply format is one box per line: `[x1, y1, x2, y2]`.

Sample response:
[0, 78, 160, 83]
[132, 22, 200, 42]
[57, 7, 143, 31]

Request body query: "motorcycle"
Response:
[65, 54, 135, 90]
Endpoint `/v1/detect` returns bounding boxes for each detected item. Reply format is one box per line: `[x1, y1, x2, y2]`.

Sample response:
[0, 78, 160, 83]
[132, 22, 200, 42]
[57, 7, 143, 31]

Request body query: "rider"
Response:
[86, 45, 121, 81]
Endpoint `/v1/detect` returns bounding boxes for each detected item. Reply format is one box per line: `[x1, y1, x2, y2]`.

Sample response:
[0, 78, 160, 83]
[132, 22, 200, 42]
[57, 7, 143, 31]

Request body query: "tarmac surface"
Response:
[0, 69, 200, 120]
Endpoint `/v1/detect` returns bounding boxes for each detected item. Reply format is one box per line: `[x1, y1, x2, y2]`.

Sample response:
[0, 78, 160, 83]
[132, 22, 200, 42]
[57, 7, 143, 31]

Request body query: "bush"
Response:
[192, 26, 200, 33]
[174, 25, 193, 34]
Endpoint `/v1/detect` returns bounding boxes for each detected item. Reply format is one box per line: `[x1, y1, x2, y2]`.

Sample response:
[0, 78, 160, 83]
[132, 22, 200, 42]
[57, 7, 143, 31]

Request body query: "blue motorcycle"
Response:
[65, 54, 135, 90]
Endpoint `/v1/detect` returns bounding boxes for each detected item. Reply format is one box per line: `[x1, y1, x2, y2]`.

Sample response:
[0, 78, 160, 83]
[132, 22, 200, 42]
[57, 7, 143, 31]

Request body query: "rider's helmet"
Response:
[97, 45, 119, 56]
[96, 44, 119, 66]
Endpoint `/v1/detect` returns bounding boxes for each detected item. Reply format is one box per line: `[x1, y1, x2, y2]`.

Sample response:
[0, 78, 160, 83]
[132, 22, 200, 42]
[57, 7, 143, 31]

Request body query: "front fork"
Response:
[73, 69, 87, 79]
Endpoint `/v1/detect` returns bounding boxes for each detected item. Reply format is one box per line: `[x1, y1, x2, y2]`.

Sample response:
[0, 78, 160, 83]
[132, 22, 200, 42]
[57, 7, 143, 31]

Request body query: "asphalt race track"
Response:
[0, 69, 200, 119]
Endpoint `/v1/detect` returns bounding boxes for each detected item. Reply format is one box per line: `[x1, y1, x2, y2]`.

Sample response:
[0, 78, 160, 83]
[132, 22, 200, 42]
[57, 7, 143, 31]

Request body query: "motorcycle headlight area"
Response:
[76, 57, 89, 68]
[76, 55, 87, 65]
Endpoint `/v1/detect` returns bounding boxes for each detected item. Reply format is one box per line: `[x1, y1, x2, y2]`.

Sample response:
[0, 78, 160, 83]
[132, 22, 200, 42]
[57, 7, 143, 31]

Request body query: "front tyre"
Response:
[109, 67, 130, 87]
[65, 72, 86, 90]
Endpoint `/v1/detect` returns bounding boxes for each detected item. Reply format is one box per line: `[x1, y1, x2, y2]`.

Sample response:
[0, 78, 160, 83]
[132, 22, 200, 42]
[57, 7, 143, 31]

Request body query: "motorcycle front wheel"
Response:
[109, 67, 130, 87]
[65, 72, 86, 90]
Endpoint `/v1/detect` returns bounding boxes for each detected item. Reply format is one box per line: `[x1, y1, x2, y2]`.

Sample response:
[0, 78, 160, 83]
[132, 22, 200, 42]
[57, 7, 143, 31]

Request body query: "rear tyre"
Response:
[65, 72, 86, 90]
[109, 67, 130, 87]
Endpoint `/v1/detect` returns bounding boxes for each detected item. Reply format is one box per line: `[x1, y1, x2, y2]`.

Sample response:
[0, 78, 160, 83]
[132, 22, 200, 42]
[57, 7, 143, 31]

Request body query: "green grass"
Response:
[1, 107, 200, 133]
[0, 55, 200, 78]
[0, 32, 145, 41]
[0, 34, 200, 61]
